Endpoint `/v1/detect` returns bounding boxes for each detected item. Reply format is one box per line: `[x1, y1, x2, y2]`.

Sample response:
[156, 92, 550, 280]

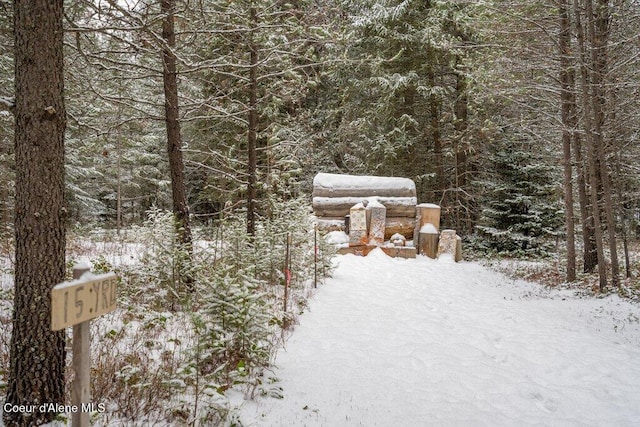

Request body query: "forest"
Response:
[1, 0, 640, 425]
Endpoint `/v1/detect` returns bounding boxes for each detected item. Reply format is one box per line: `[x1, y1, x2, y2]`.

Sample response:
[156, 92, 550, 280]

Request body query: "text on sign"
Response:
[51, 273, 118, 330]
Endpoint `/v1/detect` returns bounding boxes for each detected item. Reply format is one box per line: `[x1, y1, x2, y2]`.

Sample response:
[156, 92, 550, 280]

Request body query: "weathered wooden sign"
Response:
[51, 272, 118, 331]
[51, 266, 118, 427]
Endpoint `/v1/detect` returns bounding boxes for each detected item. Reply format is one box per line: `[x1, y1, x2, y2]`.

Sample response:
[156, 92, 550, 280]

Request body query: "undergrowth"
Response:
[84, 197, 333, 425]
[0, 197, 335, 426]
[480, 240, 640, 302]
[0, 233, 12, 395]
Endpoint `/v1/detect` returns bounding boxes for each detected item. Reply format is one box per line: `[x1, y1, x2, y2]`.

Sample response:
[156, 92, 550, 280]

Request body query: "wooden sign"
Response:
[51, 272, 118, 331]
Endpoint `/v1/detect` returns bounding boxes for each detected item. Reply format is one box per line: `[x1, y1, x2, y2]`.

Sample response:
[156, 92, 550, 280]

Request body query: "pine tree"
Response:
[184, 0, 325, 226]
[64, 1, 175, 224]
[309, 0, 484, 230]
[477, 139, 563, 256]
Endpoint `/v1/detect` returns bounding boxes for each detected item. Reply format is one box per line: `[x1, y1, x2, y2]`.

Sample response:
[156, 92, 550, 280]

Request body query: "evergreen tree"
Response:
[64, 0, 183, 225]
[184, 0, 326, 224]
[309, 0, 484, 230]
[476, 138, 563, 256]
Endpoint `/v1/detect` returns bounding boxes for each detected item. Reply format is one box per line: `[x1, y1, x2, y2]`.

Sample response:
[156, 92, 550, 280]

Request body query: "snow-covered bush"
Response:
[190, 196, 336, 394]
[0, 285, 10, 394]
[119, 207, 196, 311]
[192, 265, 271, 394]
[83, 197, 335, 424]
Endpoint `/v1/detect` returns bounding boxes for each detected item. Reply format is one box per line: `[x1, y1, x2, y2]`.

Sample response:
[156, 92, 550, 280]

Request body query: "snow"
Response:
[418, 203, 441, 209]
[74, 261, 91, 271]
[313, 173, 416, 194]
[238, 249, 640, 426]
[420, 223, 438, 234]
[4, 243, 640, 426]
[313, 196, 418, 208]
[389, 233, 406, 243]
[52, 271, 115, 290]
[364, 197, 385, 208]
[325, 231, 349, 245]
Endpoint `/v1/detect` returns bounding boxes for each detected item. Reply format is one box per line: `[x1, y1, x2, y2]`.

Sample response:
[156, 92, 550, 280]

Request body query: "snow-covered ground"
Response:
[238, 249, 640, 426]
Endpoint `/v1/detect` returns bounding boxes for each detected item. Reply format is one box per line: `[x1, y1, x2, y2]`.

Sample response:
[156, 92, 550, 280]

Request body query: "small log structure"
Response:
[314, 173, 462, 261]
[313, 173, 417, 239]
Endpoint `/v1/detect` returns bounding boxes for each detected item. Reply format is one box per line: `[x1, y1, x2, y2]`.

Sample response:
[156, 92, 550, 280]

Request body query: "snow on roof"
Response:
[313, 173, 416, 195]
[313, 196, 417, 207]
[365, 197, 385, 208]
[417, 203, 440, 209]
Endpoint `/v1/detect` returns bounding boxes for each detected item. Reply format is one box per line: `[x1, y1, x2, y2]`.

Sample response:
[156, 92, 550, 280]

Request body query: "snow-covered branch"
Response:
[0, 96, 15, 114]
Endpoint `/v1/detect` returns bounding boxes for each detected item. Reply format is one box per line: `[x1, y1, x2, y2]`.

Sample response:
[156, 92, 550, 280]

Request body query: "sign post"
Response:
[51, 264, 118, 427]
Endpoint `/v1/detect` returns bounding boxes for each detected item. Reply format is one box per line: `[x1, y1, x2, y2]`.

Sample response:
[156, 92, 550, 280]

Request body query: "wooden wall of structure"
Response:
[312, 173, 417, 239]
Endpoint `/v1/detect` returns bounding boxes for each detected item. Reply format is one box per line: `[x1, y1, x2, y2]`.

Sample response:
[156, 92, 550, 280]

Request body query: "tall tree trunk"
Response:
[574, 0, 608, 290]
[116, 128, 123, 234]
[247, 6, 259, 236]
[573, 128, 597, 273]
[4, 1, 67, 425]
[569, 46, 597, 274]
[559, 0, 576, 282]
[427, 46, 444, 205]
[454, 64, 470, 233]
[161, 0, 193, 251]
[586, 0, 619, 286]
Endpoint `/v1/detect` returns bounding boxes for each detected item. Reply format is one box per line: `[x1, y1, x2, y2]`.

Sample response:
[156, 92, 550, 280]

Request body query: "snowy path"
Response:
[238, 250, 640, 426]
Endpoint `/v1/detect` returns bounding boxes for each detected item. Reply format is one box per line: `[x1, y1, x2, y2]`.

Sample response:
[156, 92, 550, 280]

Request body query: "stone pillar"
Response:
[437, 229, 459, 261]
[367, 200, 386, 246]
[349, 203, 368, 246]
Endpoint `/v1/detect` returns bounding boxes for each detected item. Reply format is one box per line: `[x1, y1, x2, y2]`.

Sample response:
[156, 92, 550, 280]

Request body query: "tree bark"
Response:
[247, 5, 259, 236]
[454, 63, 470, 234]
[161, 0, 193, 251]
[426, 46, 444, 206]
[575, 143, 598, 273]
[116, 127, 123, 234]
[571, 116, 597, 272]
[0, 136, 8, 236]
[559, 0, 576, 282]
[586, 0, 619, 286]
[574, 0, 608, 290]
[4, 1, 67, 425]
